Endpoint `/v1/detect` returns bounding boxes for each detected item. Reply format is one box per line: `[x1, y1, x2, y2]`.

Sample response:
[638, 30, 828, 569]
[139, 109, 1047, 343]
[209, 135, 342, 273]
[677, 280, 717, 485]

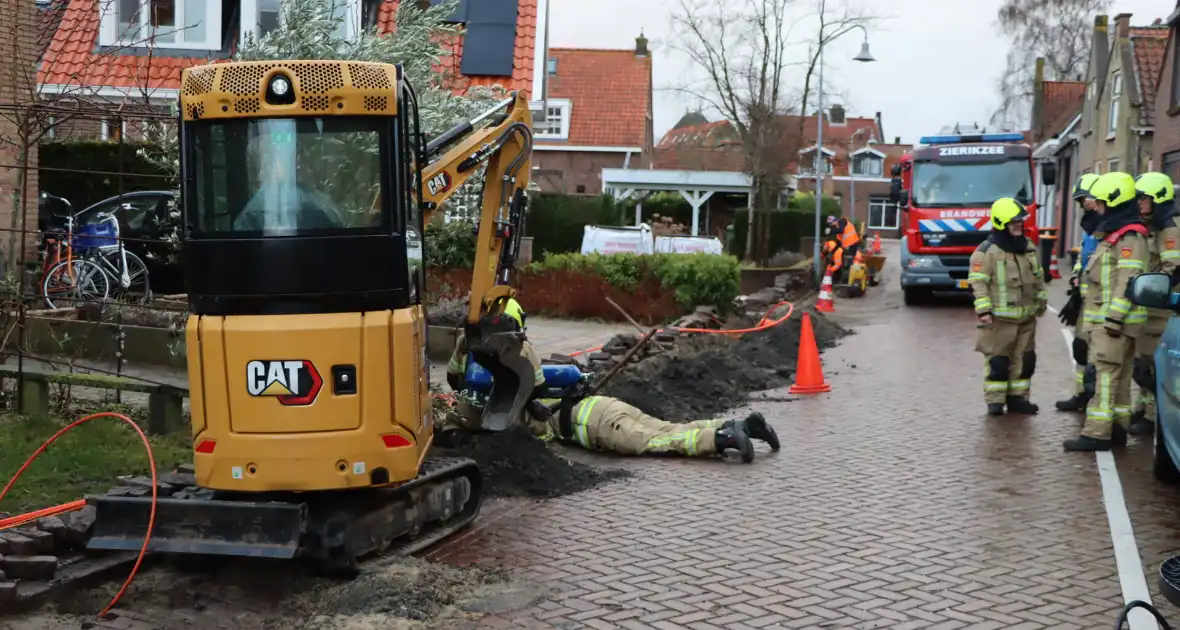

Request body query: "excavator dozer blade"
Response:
[86, 495, 304, 558]
[467, 319, 537, 432]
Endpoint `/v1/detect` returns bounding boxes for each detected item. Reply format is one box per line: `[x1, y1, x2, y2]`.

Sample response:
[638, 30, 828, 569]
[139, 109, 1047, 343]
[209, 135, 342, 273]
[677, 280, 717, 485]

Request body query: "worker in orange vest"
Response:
[821, 239, 844, 281]
[826, 215, 862, 264]
[871, 232, 882, 254]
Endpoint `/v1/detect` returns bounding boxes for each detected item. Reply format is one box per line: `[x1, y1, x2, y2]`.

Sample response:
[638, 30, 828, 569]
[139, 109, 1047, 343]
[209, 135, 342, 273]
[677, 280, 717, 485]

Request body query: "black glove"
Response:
[1058, 291, 1081, 327]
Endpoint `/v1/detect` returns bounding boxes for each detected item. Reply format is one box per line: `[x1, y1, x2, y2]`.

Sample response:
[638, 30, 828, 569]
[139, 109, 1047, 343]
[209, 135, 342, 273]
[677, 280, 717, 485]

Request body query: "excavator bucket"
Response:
[464, 315, 537, 432]
[85, 495, 304, 558]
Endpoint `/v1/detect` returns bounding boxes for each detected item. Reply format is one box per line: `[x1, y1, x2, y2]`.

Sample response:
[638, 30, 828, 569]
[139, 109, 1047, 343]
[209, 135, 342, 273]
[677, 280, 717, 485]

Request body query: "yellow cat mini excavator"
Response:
[84, 60, 536, 571]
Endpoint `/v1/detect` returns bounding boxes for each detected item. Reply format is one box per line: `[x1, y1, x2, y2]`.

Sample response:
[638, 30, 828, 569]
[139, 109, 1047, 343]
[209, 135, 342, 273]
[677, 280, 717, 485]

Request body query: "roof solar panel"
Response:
[466, 0, 516, 25]
[460, 23, 517, 76]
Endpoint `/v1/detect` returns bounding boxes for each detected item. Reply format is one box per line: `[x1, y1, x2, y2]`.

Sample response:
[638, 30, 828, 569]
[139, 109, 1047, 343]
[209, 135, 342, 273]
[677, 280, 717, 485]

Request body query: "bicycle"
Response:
[41, 212, 151, 309]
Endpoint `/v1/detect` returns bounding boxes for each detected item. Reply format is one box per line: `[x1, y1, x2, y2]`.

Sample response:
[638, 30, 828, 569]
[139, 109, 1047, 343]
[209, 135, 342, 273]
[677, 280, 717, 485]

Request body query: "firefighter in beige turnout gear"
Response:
[1056, 173, 1102, 411]
[1129, 172, 1180, 435]
[524, 396, 780, 463]
[1064, 171, 1151, 452]
[969, 198, 1048, 416]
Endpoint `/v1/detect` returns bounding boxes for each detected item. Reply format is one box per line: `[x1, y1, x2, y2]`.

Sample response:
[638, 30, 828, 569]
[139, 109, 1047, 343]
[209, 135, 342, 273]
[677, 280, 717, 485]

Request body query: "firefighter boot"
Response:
[1113, 423, 1129, 447]
[1055, 394, 1088, 412]
[987, 403, 1005, 416]
[742, 412, 780, 451]
[1062, 435, 1112, 452]
[1005, 396, 1039, 414]
[715, 421, 754, 463]
[1128, 410, 1154, 436]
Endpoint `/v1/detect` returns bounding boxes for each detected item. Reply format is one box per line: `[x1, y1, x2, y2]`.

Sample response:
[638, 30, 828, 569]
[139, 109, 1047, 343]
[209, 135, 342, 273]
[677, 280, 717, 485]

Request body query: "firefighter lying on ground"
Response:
[444, 386, 781, 463]
[1063, 171, 1150, 452]
[1127, 172, 1180, 436]
[968, 197, 1048, 416]
[1056, 173, 1102, 412]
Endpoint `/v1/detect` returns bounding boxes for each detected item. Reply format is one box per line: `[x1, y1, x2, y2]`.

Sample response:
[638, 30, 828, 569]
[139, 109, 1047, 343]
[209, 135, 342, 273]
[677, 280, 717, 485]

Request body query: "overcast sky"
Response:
[547, 0, 1177, 145]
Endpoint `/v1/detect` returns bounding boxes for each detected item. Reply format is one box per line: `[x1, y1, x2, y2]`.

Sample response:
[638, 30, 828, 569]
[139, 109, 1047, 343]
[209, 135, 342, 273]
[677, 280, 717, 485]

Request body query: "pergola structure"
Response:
[601, 168, 798, 236]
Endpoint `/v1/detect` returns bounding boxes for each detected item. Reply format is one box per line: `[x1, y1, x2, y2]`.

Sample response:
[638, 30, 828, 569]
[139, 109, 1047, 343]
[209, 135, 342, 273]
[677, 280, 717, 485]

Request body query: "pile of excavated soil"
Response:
[601, 308, 849, 423]
[430, 425, 631, 499]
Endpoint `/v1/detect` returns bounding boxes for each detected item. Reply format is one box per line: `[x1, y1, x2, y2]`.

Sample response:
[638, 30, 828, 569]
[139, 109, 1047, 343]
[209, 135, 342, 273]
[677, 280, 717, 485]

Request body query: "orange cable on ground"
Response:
[0, 412, 158, 618]
[0, 498, 85, 530]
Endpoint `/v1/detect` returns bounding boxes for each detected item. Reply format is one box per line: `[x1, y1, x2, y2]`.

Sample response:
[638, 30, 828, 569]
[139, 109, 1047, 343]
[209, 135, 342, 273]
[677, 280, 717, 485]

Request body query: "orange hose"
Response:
[0, 412, 157, 618]
[0, 499, 85, 530]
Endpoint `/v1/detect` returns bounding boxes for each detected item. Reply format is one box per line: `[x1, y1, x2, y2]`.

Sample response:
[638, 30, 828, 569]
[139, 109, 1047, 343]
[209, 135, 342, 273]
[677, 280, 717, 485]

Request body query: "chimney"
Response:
[1114, 13, 1131, 38]
[829, 104, 845, 125]
[1030, 57, 1046, 141]
[894, 136, 900, 144]
[635, 31, 649, 57]
[1094, 15, 1110, 103]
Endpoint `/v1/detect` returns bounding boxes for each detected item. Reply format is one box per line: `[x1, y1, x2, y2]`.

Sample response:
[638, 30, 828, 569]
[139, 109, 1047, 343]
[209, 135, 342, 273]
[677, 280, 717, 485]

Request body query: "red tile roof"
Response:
[534, 47, 651, 148]
[39, 0, 537, 95]
[1037, 80, 1085, 140]
[1131, 27, 1169, 124]
[654, 115, 906, 175]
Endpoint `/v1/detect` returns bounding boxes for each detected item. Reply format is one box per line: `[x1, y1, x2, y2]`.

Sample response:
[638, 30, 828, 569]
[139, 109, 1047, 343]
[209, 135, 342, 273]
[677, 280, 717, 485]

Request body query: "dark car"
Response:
[40, 190, 184, 294]
[1128, 272, 1180, 482]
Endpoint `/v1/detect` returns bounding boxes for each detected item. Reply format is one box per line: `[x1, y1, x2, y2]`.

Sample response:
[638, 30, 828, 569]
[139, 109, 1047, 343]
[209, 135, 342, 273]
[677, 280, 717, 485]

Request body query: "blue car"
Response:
[1129, 272, 1180, 481]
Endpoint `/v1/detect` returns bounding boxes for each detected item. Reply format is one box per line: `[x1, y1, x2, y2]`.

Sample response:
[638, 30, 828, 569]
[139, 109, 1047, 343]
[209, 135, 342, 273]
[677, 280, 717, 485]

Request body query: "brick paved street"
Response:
[420, 240, 1180, 629]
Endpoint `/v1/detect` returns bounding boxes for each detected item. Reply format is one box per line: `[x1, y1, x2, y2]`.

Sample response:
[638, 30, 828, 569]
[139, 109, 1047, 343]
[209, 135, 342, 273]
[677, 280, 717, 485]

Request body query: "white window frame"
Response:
[240, 0, 360, 44]
[98, 0, 222, 49]
[46, 116, 56, 140]
[850, 147, 885, 177]
[798, 146, 835, 175]
[529, 98, 571, 140]
[1108, 158, 1120, 173]
[1108, 70, 1122, 136]
[867, 197, 899, 230]
[100, 118, 127, 141]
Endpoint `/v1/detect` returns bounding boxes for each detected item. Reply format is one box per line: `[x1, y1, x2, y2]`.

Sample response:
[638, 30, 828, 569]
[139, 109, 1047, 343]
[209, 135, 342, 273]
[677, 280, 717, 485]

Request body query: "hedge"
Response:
[39, 140, 173, 211]
[525, 193, 622, 257]
[530, 252, 741, 311]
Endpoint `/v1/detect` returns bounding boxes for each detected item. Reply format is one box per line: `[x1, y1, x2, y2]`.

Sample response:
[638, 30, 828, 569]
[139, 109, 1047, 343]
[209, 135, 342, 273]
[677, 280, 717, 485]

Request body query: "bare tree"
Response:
[990, 0, 1110, 130]
[669, 0, 880, 264]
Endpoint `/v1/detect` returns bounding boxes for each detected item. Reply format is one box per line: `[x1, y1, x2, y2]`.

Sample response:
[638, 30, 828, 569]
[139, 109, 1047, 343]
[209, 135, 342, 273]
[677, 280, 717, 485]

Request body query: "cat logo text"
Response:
[246, 360, 323, 406]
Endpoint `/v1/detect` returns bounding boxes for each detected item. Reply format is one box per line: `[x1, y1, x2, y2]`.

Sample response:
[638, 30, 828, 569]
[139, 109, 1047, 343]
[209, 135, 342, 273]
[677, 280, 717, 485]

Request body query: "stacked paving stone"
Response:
[0, 465, 198, 603]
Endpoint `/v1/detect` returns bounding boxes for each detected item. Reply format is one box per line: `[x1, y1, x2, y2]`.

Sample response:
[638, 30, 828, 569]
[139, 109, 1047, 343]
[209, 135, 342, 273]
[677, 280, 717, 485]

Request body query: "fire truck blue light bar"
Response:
[919, 133, 1025, 145]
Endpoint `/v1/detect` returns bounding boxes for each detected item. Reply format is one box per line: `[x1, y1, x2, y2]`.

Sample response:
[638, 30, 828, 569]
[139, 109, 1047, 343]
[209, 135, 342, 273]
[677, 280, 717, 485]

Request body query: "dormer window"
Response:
[99, 0, 221, 49]
[240, 0, 360, 45]
[851, 148, 885, 177]
[531, 99, 571, 140]
[798, 146, 835, 175]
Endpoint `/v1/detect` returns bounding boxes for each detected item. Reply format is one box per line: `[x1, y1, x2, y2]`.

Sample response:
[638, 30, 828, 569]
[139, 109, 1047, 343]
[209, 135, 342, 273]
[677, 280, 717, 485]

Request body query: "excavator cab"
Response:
[85, 60, 535, 569]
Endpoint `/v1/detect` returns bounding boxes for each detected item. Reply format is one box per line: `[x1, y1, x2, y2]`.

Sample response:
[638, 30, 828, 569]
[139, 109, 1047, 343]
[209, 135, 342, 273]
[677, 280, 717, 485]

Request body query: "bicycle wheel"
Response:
[42, 258, 110, 310]
[101, 249, 152, 304]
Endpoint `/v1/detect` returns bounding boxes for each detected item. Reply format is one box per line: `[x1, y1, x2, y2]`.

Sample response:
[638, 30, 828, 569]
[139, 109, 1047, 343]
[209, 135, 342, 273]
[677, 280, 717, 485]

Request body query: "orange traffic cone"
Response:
[816, 270, 835, 313]
[789, 312, 832, 394]
[1048, 257, 1061, 280]
[871, 233, 882, 254]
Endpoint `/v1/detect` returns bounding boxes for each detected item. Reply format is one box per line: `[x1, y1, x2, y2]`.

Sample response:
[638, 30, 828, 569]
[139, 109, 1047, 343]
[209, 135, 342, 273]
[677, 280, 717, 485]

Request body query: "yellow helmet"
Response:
[1072, 173, 1100, 201]
[502, 297, 526, 328]
[990, 198, 1029, 230]
[1090, 171, 1137, 208]
[1135, 171, 1176, 204]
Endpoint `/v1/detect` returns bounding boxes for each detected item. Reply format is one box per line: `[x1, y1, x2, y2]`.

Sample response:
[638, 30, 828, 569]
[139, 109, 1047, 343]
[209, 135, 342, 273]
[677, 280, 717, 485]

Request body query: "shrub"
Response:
[530, 252, 741, 310]
[39, 140, 174, 211]
[526, 193, 623, 258]
[424, 219, 476, 268]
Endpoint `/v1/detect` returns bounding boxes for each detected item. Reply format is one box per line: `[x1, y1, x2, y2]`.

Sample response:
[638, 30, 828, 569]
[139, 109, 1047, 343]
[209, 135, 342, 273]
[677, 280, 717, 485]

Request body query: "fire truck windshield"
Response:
[911, 159, 1033, 208]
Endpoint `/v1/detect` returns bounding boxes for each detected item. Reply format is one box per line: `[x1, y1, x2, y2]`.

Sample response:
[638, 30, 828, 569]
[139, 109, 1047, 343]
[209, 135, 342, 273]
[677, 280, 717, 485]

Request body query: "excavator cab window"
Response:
[401, 83, 426, 305]
[188, 116, 392, 237]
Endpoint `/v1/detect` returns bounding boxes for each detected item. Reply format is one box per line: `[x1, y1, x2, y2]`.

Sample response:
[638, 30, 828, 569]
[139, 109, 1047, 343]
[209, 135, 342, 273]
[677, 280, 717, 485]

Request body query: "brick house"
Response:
[654, 105, 911, 238]
[0, 0, 46, 264]
[35, 0, 546, 137]
[1077, 13, 1167, 178]
[530, 35, 653, 196]
[1027, 56, 1085, 249]
[1152, 2, 1180, 179]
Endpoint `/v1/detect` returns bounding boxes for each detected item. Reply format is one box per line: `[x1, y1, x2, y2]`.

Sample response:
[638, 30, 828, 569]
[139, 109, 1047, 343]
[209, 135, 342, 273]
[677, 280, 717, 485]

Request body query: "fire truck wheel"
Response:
[903, 287, 929, 306]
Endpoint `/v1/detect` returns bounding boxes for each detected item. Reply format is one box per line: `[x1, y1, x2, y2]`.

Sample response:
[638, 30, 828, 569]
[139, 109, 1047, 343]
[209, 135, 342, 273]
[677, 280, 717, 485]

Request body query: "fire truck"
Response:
[889, 128, 1056, 306]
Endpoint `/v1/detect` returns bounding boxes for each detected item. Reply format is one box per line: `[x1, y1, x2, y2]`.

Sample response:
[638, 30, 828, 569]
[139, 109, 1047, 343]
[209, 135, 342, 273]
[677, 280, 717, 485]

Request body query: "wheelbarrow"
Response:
[862, 254, 886, 286]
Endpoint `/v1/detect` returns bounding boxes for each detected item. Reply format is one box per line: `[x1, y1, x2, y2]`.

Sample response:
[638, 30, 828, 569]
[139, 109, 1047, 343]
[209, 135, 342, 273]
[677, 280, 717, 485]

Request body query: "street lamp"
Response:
[813, 25, 874, 284]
